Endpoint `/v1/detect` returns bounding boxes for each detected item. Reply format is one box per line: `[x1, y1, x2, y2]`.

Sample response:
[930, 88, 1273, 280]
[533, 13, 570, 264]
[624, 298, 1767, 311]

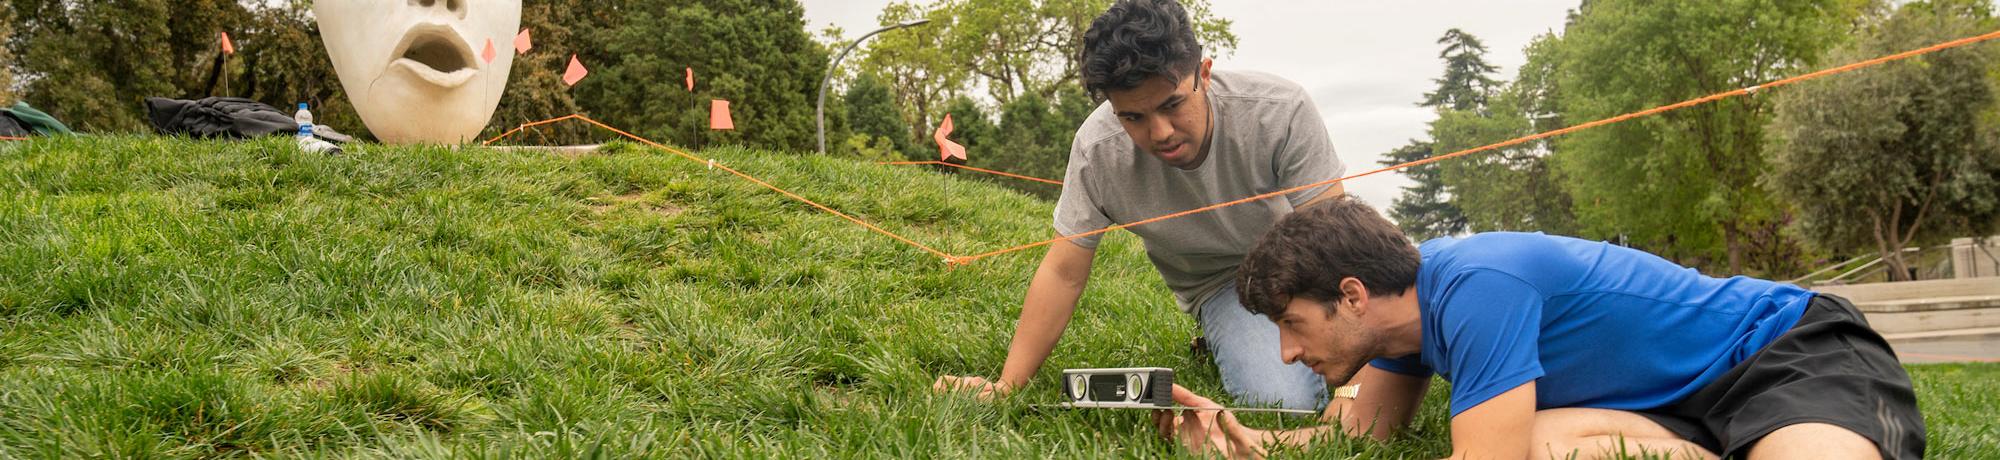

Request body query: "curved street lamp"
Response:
[817, 18, 932, 155]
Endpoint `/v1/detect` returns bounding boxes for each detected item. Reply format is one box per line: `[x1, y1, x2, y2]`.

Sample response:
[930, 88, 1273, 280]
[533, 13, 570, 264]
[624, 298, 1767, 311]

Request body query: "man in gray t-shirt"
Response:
[934, 0, 1348, 412]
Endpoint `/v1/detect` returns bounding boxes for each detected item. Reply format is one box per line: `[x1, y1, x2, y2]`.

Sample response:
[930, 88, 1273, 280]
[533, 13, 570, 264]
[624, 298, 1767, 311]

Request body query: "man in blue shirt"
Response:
[1151, 197, 1923, 459]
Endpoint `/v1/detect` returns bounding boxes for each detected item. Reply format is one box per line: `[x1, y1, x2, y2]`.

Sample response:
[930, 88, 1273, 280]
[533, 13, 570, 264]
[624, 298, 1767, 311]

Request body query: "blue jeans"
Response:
[1196, 282, 1327, 411]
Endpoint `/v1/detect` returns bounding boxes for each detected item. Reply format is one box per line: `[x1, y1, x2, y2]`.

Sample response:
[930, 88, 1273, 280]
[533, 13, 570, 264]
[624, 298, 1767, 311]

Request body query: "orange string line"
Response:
[878, 160, 1063, 185]
[0, 136, 26, 141]
[481, 114, 584, 145]
[946, 27, 2000, 265]
[484, 27, 2000, 267]
[484, 115, 957, 262]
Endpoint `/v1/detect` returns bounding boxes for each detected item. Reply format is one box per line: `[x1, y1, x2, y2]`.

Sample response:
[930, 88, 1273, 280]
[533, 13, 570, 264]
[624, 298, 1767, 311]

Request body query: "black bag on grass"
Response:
[145, 97, 300, 139]
[0, 113, 27, 137]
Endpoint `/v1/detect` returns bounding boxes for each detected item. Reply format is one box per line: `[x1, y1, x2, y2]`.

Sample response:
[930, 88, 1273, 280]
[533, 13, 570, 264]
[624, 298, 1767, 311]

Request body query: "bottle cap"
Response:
[298, 103, 308, 110]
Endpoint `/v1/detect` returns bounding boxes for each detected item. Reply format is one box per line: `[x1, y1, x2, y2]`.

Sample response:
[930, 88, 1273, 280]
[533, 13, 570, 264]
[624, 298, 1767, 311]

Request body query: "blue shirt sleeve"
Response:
[1434, 269, 1547, 416]
[1368, 354, 1430, 376]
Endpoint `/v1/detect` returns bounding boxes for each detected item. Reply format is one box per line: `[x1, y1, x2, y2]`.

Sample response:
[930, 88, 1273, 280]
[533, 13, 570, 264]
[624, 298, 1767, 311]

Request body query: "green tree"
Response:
[859, 0, 1235, 152]
[1765, 0, 2000, 281]
[2, 1, 367, 136]
[8, 0, 256, 132]
[484, 0, 601, 146]
[935, 95, 998, 164]
[0, 2, 14, 105]
[580, 0, 828, 151]
[843, 73, 911, 158]
[916, 93, 1000, 167]
[1380, 141, 1464, 240]
[1432, 33, 1577, 236]
[1551, 0, 1864, 276]
[1422, 28, 1502, 112]
[225, 3, 367, 140]
[986, 86, 1090, 198]
[1387, 28, 1508, 239]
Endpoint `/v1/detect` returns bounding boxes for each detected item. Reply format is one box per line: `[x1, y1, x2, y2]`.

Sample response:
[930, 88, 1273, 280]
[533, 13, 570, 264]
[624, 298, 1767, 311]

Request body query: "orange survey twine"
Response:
[0, 136, 26, 141]
[487, 27, 2000, 267]
[944, 27, 2000, 266]
[878, 161, 1063, 186]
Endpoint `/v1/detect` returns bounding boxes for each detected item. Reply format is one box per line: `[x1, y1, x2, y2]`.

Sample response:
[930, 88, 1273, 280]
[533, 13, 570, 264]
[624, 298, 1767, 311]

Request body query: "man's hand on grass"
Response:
[932, 375, 1014, 400]
[1152, 385, 1265, 459]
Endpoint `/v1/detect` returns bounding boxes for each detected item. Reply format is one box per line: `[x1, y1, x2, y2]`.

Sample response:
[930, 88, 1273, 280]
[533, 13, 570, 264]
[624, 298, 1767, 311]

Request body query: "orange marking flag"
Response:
[934, 114, 967, 162]
[514, 28, 533, 55]
[710, 100, 734, 130]
[563, 55, 588, 86]
[220, 32, 236, 55]
[685, 67, 695, 92]
[481, 38, 497, 64]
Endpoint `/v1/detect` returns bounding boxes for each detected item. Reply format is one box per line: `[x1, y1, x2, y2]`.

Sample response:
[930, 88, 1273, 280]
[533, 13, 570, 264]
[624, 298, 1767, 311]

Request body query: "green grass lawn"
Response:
[0, 136, 1992, 458]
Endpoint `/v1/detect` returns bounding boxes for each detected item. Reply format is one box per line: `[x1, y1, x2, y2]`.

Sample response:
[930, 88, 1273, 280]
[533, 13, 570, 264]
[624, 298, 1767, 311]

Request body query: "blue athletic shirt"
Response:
[1368, 232, 1813, 417]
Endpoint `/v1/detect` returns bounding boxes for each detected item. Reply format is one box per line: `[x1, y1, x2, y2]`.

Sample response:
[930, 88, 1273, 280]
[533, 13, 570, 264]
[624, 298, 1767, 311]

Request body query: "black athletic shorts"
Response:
[1635, 294, 1925, 459]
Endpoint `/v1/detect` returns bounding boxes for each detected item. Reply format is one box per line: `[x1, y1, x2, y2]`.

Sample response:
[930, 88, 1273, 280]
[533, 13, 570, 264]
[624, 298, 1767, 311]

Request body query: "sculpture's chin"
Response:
[359, 72, 496, 144]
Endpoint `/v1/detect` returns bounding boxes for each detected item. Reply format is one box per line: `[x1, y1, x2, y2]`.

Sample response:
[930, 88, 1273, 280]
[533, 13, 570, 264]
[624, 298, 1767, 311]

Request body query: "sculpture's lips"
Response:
[389, 23, 478, 88]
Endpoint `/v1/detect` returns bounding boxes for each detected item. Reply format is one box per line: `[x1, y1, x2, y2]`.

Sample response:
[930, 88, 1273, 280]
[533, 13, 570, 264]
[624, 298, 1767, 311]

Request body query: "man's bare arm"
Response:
[996, 237, 1097, 388]
[1446, 381, 1536, 459]
[934, 236, 1096, 396]
[1258, 365, 1430, 447]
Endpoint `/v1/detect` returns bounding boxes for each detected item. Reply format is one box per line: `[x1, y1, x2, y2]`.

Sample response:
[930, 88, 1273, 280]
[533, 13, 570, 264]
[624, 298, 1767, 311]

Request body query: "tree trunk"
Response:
[1883, 245, 1912, 282]
[1723, 222, 1745, 275]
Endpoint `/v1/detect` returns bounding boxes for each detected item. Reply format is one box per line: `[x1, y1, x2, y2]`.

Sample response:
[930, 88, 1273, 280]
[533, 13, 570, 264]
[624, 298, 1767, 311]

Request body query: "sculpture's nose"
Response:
[408, 0, 466, 19]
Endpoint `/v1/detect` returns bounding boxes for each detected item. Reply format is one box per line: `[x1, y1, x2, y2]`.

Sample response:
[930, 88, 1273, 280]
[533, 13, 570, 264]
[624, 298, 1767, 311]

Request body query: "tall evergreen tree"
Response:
[1380, 141, 1466, 240]
[1432, 34, 1577, 236]
[1421, 28, 1501, 112]
[1386, 28, 1504, 239]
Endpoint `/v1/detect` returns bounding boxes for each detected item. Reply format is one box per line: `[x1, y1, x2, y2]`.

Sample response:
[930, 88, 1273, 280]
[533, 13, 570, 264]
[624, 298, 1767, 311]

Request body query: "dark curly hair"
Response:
[1237, 197, 1421, 318]
[1080, 0, 1205, 98]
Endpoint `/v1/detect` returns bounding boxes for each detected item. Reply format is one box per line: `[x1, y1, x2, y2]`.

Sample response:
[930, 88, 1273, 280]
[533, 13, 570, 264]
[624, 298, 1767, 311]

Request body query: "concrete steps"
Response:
[1808, 278, 2000, 362]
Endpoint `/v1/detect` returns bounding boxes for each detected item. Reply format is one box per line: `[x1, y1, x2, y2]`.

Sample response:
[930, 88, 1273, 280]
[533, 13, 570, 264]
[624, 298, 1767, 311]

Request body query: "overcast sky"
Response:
[800, 0, 1581, 218]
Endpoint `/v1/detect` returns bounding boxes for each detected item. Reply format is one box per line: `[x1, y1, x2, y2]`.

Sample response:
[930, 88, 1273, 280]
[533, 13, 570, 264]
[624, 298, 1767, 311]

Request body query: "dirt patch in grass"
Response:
[304, 361, 362, 391]
[586, 192, 683, 217]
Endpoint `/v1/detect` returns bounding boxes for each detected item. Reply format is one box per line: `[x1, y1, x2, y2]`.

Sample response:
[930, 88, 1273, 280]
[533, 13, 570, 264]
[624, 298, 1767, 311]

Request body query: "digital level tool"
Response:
[1042, 367, 1320, 415]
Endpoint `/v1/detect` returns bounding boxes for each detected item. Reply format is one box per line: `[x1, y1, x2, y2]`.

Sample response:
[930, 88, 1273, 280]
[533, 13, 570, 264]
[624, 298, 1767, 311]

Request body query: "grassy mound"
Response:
[0, 136, 1991, 458]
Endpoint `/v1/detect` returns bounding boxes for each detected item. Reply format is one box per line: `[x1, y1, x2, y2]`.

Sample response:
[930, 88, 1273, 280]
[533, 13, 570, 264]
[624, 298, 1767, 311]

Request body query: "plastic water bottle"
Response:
[293, 102, 340, 154]
[294, 102, 314, 140]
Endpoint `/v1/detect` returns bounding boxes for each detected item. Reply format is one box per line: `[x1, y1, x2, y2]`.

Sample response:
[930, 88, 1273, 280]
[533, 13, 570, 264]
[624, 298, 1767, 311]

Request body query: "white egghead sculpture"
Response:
[315, 0, 522, 144]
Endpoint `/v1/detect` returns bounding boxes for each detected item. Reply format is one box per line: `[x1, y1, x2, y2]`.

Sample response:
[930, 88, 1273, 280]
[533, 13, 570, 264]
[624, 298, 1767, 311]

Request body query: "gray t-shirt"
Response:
[1054, 70, 1346, 314]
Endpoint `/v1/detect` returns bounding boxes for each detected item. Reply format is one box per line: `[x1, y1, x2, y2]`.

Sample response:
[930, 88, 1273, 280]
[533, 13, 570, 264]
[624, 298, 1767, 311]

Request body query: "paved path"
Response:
[1891, 334, 2000, 364]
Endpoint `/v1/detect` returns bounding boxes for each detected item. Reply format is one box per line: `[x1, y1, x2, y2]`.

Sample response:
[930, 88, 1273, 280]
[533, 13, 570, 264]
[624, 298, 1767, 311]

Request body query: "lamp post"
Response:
[818, 19, 931, 155]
